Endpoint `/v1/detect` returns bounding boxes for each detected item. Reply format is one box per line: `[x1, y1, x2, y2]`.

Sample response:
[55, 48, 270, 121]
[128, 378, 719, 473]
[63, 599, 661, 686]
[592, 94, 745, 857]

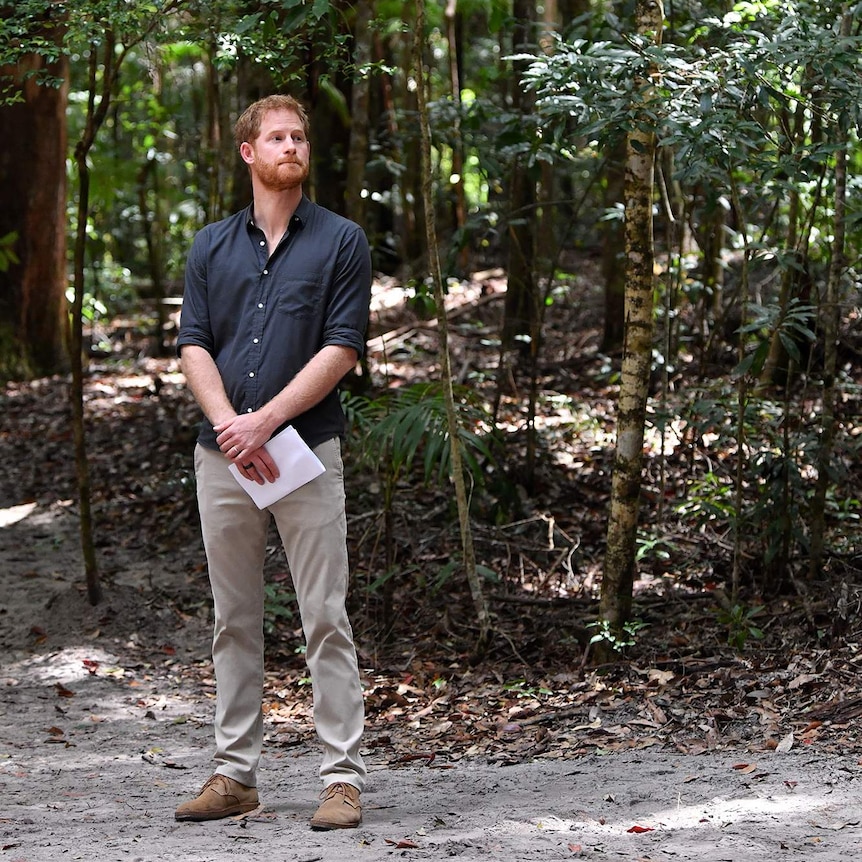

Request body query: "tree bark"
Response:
[500, 0, 537, 355]
[414, 0, 491, 652]
[695, 185, 726, 367]
[231, 56, 273, 213]
[599, 0, 663, 635]
[137, 156, 168, 355]
[66, 3, 179, 605]
[70, 35, 116, 607]
[399, 3, 425, 276]
[345, 0, 373, 227]
[0, 38, 69, 380]
[444, 0, 468, 272]
[601, 139, 627, 353]
[808, 7, 851, 580]
[203, 35, 231, 222]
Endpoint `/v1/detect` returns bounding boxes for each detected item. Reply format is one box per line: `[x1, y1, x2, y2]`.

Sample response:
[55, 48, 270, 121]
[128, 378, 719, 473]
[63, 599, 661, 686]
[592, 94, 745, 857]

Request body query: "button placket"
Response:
[244, 227, 269, 412]
[242, 215, 300, 415]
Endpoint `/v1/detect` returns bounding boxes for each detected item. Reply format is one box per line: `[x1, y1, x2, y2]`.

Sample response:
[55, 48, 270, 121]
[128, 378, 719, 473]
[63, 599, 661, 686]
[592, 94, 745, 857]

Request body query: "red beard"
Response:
[254, 157, 309, 191]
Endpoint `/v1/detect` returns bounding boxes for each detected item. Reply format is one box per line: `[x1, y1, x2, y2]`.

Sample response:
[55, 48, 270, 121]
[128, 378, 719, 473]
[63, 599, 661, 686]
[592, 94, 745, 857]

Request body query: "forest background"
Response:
[1, 0, 862, 763]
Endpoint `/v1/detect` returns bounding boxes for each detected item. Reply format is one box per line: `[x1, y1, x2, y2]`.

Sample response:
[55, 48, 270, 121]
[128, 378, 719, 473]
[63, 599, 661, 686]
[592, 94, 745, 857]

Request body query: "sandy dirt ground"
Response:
[2, 504, 862, 862]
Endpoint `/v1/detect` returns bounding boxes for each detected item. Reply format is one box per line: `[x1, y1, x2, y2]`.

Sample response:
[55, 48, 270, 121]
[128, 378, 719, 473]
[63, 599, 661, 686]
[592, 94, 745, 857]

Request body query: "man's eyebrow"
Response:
[268, 126, 306, 136]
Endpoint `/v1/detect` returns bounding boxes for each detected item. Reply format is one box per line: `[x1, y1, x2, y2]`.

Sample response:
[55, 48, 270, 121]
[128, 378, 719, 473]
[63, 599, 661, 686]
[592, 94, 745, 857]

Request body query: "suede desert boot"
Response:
[174, 774, 259, 821]
[309, 782, 362, 829]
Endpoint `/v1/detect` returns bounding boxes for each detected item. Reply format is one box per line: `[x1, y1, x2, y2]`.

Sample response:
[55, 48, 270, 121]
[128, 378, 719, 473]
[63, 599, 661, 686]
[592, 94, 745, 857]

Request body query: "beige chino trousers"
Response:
[194, 438, 366, 791]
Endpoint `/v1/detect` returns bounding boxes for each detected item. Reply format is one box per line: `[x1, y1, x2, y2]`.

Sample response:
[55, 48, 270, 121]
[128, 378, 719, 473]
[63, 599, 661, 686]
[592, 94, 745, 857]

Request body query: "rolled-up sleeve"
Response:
[177, 229, 215, 356]
[322, 224, 372, 359]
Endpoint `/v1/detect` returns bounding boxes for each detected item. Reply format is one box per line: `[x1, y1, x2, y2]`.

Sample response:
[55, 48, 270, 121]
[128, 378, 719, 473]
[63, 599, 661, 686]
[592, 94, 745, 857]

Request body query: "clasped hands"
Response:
[215, 413, 280, 485]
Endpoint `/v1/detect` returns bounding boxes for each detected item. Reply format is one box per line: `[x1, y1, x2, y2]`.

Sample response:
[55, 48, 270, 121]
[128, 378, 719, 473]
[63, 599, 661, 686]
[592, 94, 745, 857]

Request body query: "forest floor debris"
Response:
[2, 282, 862, 860]
[1, 542, 861, 861]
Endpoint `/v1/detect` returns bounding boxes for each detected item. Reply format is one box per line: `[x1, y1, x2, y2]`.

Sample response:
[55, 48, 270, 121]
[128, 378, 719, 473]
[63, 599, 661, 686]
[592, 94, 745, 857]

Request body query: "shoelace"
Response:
[320, 782, 359, 806]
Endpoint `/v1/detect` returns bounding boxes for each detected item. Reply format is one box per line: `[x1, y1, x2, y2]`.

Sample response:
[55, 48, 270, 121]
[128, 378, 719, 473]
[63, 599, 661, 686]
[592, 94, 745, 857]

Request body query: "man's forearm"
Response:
[258, 344, 358, 431]
[180, 345, 237, 427]
[183, 342, 358, 475]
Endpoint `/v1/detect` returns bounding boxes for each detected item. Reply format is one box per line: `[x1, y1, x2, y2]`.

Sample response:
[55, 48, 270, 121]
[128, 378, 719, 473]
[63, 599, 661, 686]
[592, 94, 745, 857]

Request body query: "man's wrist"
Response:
[258, 402, 289, 437]
[211, 411, 238, 429]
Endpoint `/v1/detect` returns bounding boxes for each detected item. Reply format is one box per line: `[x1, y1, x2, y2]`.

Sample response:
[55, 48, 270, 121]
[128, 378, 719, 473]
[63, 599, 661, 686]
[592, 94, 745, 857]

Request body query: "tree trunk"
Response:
[69, 1, 180, 605]
[345, 0, 373, 227]
[203, 36, 231, 222]
[809, 7, 851, 580]
[399, 4, 425, 276]
[137, 156, 169, 355]
[308, 63, 351, 215]
[500, 0, 537, 355]
[0, 41, 69, 380]
[444, 0, 468, 273]
[599, 0, 663, 637]
[601, 138, 627, 352]
[231, 56, 273, 212]
[414, 0, 491, 652]
[695, 185, 726, 369]
[760, 84, 829, 395]
[70, 35, 118, 607]
[728, 173, 751, 604]
[559, 0, 592, 21]
[758, 97, 807, 389]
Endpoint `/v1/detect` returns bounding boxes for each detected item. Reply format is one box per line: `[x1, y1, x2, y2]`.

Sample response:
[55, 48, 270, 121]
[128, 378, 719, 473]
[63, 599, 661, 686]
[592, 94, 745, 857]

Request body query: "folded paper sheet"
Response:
[228, 425, 325, 509]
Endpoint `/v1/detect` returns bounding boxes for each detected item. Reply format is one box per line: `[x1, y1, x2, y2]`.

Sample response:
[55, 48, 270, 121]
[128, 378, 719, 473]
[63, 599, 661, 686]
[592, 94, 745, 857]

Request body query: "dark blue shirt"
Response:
[177, 196, 371, 451]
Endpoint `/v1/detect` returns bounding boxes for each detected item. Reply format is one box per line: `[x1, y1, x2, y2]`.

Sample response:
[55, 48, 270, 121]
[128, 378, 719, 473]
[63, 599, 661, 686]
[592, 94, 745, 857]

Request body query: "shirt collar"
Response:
[246, 195, 309, 232]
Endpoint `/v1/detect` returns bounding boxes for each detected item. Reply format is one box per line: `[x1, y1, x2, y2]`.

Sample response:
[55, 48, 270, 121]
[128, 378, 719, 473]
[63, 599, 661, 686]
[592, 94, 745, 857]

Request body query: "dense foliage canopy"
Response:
[1, 0, 861, 653]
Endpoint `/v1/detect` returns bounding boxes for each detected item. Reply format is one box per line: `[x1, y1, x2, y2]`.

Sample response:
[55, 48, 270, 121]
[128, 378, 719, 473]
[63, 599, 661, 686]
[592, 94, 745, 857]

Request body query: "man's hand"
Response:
[215, 414, 280, 484]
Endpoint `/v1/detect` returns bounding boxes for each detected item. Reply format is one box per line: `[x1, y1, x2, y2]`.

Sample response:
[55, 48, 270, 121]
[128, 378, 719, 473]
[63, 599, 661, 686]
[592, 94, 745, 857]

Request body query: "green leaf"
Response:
[234, 13, 262, 34]
[778, 331, 801, 363]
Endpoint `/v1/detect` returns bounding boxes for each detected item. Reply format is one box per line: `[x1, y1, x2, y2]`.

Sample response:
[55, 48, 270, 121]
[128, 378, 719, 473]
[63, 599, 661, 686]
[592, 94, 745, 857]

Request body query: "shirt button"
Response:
[258, 303, 264, 309]
[247, 408, 253, 413]
[263, 269, 268, 275]
[249, 372, 255, 378]
[253, 338, 259, 344]
[259, 240, 265, 246]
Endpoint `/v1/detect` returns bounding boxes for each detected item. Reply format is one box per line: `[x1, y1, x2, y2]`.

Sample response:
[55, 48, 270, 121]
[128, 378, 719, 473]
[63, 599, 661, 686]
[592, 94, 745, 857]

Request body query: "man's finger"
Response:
[240, 462, 265, 485]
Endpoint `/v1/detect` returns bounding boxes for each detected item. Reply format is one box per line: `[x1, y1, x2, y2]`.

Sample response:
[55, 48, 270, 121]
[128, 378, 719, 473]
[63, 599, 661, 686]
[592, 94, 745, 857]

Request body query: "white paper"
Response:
[228, 425, 325, 509]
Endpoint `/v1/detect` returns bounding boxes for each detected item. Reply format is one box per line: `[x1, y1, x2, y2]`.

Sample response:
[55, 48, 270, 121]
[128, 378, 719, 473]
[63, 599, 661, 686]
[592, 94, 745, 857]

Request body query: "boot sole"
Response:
[175, 802, 260, 822]
[310, 817, 362, 830]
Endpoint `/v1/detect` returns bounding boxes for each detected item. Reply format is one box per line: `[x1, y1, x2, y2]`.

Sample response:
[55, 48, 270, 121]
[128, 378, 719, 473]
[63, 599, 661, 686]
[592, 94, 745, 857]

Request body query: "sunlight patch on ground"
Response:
[516, 790, 853, 837]
[370, 272, 504, 316]
[87, 371, 185, 406]
[2, 646, 125, 686]
[1, 647, 209, 749]
[0, 501, 37, 527]
[642, 417, 688, 456]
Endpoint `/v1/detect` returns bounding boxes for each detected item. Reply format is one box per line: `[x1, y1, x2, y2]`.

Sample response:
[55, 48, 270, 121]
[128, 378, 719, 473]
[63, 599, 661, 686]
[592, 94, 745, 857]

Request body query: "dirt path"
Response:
[3, 647, 861, 862]
[2, 505, 862, 862]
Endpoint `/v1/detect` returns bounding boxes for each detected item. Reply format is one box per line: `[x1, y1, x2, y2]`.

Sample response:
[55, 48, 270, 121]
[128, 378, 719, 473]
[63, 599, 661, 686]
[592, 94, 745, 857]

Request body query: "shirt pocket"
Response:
[276, 276, 325, 318]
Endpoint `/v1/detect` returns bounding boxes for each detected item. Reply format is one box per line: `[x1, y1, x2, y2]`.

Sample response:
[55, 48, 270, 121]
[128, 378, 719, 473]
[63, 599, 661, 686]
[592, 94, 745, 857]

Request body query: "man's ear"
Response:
[239, 141, 255, 165]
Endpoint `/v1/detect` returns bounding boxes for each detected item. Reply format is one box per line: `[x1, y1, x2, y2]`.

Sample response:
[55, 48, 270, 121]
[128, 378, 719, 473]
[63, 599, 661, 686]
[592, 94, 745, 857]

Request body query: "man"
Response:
[174, 94, 370, 830]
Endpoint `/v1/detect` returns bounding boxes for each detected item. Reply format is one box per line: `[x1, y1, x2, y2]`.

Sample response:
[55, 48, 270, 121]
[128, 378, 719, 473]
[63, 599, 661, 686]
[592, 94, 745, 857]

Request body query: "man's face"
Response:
[244, 108, 310, 191]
